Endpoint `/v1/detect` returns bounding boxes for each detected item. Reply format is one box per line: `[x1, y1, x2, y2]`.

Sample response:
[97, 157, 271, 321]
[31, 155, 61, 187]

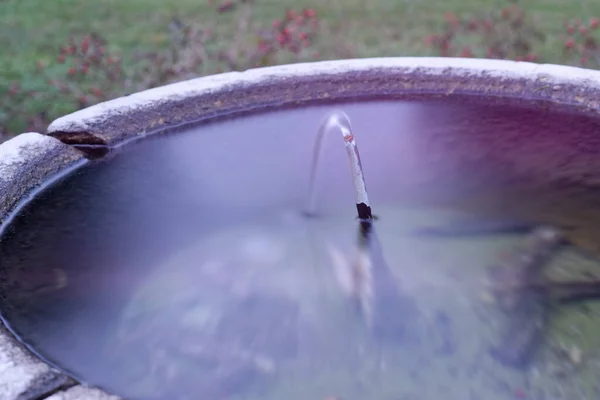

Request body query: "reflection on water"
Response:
[1, 100, 600, 399]
[102, 207, 600, 400]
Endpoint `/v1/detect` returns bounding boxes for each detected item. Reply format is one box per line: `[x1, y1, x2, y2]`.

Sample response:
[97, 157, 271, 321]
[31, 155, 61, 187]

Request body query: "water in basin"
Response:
[1, 100, 600, 399]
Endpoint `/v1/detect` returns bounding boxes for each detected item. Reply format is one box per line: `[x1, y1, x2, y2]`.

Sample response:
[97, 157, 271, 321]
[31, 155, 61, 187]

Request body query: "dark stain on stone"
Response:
[15, 369, 77, 400]
[71, 145, 112, 160]
[49, 131, 107, 146]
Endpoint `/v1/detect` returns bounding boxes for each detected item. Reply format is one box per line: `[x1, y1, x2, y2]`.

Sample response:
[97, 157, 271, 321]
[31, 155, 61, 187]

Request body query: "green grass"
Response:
[1, 0, 600, 135]
[1, 0, 599, 75]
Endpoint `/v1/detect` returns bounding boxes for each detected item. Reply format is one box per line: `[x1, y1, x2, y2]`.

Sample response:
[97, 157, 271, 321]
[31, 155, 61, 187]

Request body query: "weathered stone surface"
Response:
[0, 132, 85, 225]
[46, 57, 600, 147]
[15, 370, 77, 400]
[45, 386, 120, 400]
[0, 323, 51, 400]
[0, 133, 90, 400]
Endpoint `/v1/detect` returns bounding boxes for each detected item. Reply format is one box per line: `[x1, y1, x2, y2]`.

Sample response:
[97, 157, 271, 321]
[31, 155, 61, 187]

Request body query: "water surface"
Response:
[2, 100, 600, 399]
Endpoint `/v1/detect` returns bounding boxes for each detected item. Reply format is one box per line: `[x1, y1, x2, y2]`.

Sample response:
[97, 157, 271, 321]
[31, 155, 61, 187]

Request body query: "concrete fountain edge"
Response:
[46, 57, 600, 147]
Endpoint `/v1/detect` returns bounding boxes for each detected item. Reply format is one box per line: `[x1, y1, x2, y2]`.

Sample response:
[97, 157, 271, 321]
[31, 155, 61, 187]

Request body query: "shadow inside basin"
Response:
[1, 99, 600, 399]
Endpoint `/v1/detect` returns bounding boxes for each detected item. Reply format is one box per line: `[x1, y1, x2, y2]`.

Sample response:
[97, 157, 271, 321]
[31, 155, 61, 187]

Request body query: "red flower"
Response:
[258, 41, 270, 54]
[526, 53, 538, 62]
[276, 33, 286, 45]
[459, 47, 473, 58]
[80, 36, 90, 54]
[217, 1, 234, 13]
[91, 87, 103, 97]
[304, 8, 316, 18]
[565, 38, 575, 49]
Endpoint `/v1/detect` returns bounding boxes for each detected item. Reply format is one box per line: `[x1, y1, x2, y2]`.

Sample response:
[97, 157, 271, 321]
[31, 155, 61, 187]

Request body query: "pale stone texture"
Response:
[0, 133, 88, 400]
[46, 57, 600, 147]
[0, 323, 51, 400]
[0, 132, 84, 224]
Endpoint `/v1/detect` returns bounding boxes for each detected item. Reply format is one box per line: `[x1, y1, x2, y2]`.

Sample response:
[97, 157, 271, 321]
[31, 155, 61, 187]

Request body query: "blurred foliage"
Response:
[1, 0, 600, 139]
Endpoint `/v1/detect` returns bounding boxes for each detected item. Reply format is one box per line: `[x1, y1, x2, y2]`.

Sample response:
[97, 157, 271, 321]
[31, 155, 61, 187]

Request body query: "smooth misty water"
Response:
[2, 100, 600, 399]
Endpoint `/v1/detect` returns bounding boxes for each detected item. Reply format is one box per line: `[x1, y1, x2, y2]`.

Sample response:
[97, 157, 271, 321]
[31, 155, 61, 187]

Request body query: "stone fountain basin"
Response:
[2, 57, 600, 400]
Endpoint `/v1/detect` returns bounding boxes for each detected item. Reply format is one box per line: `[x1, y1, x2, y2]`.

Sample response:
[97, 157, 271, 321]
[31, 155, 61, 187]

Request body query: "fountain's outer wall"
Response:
[3, 57, 600, 399]
[0, 133, 118, 399]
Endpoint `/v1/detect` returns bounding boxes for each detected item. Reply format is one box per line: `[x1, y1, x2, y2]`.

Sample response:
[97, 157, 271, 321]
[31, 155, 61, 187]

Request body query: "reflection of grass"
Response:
[238, 212, 513, 400]
[109, 203, 600, 399]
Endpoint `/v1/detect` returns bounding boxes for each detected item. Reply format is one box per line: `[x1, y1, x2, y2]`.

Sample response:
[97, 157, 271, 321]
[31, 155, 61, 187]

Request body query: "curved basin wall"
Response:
[2, 57, 600, 400]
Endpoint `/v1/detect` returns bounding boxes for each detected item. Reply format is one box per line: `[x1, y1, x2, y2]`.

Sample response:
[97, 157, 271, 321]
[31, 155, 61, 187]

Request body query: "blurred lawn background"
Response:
[1, 0, 599, 137]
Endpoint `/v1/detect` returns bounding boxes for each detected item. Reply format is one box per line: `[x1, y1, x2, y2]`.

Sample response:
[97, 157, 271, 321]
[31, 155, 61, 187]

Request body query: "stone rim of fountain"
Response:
[46, 57, 600, 147]
[3, 57, 600, 399]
